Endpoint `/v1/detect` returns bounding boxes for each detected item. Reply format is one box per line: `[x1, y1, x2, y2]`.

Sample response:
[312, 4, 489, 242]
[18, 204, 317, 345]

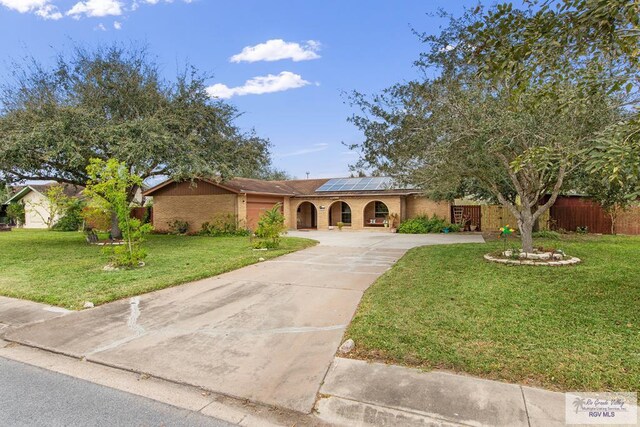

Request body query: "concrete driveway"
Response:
[5, 231, 483, 414]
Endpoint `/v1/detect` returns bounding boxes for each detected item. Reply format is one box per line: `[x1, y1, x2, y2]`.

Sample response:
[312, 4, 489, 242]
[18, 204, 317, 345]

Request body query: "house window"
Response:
[341, 203, 352, 224]
[374, 201, 389, 218]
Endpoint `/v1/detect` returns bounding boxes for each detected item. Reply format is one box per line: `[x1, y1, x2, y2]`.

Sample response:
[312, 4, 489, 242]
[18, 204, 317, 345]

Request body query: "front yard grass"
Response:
[0, 229, 315, 309]
[346, 234, 640, 393]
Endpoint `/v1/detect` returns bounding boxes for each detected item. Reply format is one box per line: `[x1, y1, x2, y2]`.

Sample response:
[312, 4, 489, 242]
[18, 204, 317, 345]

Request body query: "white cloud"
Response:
[206, 71, 311, 99]
[230, 39, 321, 63]
[67, 0, 123, 18]
[277, 143, 329, 158]
[0, 0, 62, 19]
[1, 0, 193, 20]
[113, 20, 122, 29]
[439, 44, 456, 53]
[134, 0, 193, 7]
[95, 22, 107, 31]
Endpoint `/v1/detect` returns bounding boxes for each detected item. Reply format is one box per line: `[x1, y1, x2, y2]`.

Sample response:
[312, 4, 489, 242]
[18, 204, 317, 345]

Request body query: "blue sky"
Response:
[0, 0, 482, 179]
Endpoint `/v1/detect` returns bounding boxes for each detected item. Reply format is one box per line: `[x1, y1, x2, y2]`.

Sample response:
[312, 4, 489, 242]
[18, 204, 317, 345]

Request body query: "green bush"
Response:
[253, 203, 286, 249]
[105, 216, 153, 268]
[398, 214, 457, 234]
[6, 202, 25, 224]
[200, 213, 249, 237]
[532, 230, 561, 239]
[446, 223, 461, 233]
[252, 238, 280, 249]
[53, 199, 85, 231]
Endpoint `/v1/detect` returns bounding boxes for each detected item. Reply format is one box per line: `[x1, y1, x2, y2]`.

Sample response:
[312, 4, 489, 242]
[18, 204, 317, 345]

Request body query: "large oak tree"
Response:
[0, 44, 274, 198]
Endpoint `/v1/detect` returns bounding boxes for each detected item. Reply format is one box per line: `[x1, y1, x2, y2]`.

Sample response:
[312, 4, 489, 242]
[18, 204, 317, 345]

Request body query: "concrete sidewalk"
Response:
[0, 296, 69, 338]
[316, 358, 568, 427]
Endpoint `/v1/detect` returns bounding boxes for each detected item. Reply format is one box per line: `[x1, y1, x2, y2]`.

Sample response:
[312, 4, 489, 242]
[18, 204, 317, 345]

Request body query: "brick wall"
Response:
[153, 194, 237, 233]
[405, 196, 451, 220]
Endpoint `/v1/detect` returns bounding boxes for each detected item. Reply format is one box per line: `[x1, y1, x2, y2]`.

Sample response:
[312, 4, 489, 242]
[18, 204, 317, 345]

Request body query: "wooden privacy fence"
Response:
[481, 205, 551, 232]
[131, 207, 152, 223]
[451, 205, 482, 231]
[550, 196, 640, 235]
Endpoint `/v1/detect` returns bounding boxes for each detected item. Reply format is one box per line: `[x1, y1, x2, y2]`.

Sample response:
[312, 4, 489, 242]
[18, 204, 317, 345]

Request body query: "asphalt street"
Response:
[0, 357, 234, 427]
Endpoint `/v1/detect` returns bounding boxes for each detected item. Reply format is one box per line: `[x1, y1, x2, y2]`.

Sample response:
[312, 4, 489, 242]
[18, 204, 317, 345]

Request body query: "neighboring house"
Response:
[3, 184, 84, 229]
[143, 176, 450, 233]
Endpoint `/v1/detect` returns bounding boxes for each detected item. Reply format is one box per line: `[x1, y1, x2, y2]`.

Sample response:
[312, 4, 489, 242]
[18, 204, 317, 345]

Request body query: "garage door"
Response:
[246, 195, 284, 230]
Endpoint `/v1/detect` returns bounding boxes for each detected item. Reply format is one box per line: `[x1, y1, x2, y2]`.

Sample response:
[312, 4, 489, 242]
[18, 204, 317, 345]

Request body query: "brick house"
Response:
[143, 176, 450, 233]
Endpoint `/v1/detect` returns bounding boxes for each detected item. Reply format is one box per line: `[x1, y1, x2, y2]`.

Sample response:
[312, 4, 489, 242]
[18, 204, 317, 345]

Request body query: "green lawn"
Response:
[346, 234, 640, 393]
[0, 229, 315, 309]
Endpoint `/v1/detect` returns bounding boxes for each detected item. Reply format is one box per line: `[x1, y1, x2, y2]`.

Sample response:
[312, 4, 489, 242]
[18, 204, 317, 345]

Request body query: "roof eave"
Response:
[143, 178, 241, 196]
[242, 191, 295, 197]
[3, 186, 38, 204]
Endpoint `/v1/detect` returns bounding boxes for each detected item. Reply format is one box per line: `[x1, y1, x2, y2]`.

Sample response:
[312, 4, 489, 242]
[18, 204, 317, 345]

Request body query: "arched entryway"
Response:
[363, 200, 389, 227]
[328, 201, 352, 227]
[296, 202, 317, 229]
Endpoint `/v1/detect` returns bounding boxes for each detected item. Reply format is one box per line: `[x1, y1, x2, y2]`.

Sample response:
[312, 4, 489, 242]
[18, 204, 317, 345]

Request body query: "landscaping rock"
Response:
[83, 302, 94, 309]
[258, 257, 265, 262]
[486, 252, 581, 267]
[338, 339, 355, 354]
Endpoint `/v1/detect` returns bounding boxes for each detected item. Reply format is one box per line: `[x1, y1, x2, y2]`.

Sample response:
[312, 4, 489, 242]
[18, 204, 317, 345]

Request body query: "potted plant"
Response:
[337, 221, 345, 231]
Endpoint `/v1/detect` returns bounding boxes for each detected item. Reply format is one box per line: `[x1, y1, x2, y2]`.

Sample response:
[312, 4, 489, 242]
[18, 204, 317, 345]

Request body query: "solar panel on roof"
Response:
[315, 177, 408, 192]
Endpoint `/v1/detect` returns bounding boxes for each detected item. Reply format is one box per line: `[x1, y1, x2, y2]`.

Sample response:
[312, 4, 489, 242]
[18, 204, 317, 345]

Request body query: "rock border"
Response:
[484, 253, 581, 266]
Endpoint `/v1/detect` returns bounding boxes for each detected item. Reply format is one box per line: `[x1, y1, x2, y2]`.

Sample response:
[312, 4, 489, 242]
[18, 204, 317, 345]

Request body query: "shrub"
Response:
[6, 202, 25, 225]
[398, 214, 457, 234]
[109, 217, 152, 267]
[576, 226, 589, 234]
[532, 230, 561, 240]
[447, 223, 461, 233]
[200, 213, 249, 237]
[253, 203, 286, 249]
[53, 199, 85, 231]
[168, 219, 189, 235]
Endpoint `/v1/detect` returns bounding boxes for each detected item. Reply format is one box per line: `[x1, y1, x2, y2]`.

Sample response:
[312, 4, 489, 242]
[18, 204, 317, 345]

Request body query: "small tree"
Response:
[253, 204, 286, 249]
[85, 158, 153, 267]
[6, 202, 25, 225]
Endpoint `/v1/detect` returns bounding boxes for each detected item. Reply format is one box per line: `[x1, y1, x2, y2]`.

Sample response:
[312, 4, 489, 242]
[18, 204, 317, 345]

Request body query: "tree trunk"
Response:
[110, 211, 122, 240]
[518, 216, 535, 253]
[531, 203, 540, 232]
[110, 185, 139, 240]
[610, 212, 617, 235]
